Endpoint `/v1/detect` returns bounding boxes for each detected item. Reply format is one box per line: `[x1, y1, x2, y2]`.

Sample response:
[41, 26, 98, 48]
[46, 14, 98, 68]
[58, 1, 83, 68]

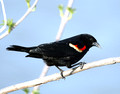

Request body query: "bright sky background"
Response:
[0, 0, 120, 94]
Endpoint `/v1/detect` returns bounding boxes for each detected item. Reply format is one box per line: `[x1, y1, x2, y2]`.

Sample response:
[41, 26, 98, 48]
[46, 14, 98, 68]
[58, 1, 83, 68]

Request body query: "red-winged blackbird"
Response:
[7, 34, 100, 78]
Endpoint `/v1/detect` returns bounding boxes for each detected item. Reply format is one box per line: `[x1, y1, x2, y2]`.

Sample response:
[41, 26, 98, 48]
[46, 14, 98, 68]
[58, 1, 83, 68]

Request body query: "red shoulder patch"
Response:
[69, 43, 86, 52]
[79, 45, 86, 51]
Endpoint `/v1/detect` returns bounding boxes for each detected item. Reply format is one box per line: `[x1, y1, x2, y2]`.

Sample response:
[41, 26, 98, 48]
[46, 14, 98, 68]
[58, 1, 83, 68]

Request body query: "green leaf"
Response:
[67, 7, 76, 14]
[67, 7, 76, 20]
[25, 0, 31, 8]
[32, 90, 40, 94]
[58, 5, 64, 17]
[23, 88, 30, 94]
[0, 19, 15, 32]
[58, 5, 64, 10]
[7, 19, 15, 33]
[25, 0, 36, 11]
[26, 0, 30, 3]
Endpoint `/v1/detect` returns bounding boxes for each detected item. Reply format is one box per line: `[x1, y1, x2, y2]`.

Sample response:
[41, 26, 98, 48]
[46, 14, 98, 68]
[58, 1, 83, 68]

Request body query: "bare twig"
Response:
[0, 0, 7, 33]
[0, 0, 39, 40]
[32, 0, 74, 92]
[0, 31, 9, 39]
[0, 57, 120, 94]
[56, 0, 74, 41]
[14, 0, 39, 27]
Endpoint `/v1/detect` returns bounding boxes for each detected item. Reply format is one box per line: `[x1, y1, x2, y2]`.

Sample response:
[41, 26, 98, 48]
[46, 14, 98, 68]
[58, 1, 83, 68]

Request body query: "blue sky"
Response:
[0, 0, 120, 94]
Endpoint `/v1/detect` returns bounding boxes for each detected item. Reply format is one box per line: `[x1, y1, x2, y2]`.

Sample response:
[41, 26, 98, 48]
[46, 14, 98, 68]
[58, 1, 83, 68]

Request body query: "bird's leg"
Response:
[66, 62, 86, 76]
[55, 65, 65, 79]
[71, 62, 86, 69]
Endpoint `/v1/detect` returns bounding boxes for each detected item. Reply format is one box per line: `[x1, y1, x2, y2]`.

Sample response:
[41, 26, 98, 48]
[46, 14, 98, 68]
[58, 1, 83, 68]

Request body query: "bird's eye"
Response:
[89, 38, 93, 41]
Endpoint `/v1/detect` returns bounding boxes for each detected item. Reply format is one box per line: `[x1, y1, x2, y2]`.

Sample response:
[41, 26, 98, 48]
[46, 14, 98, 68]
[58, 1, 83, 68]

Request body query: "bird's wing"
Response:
[30, 41, 84, 58]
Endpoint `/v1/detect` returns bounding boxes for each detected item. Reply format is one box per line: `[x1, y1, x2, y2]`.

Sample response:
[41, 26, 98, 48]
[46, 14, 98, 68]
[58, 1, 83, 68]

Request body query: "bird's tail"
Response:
[6, 45, 36, 53]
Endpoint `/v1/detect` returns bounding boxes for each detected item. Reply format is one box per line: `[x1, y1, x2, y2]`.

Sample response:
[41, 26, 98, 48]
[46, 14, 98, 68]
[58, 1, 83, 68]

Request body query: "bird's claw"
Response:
[79, 62, 86, 69]
[60, 70, 66, 79]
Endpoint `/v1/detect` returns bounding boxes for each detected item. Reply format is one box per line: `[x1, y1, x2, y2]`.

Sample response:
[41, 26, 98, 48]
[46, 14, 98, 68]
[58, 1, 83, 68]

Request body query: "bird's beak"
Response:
[92, 42, 101, 48]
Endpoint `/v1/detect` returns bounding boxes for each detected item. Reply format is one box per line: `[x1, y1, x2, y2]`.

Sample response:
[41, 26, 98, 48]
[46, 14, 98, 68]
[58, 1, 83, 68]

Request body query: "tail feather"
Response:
[26, 53, 42, 58]
[7, 45, 36, 53]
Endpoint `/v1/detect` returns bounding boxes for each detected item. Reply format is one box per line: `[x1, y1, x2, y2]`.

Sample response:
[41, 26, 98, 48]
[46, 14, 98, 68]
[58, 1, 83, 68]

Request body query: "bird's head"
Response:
[79, 34, 101, 48]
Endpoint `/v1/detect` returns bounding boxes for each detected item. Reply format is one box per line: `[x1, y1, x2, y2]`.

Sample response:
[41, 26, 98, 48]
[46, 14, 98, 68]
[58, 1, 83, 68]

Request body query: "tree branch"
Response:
[0, 0, 39, 40]
[56, 0, 74, 41]
[0, 57, 120, 94]
[0, 0, 7, 33]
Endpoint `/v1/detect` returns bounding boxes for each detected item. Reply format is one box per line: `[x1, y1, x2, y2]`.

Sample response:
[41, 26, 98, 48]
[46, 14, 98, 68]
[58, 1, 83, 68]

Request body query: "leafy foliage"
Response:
[0, 19, 15, 33]
[67, 7, 76, 20]
[25, 0, 31, 8]
[25, 0, 36, 11]
[32, 90, 40, 94]
[7, 19, 15, 33]
[58, 5, 64, 17]
[58, 5, 76, 20]
[23, 88, 40, 94]
[23, 88, 30, 94]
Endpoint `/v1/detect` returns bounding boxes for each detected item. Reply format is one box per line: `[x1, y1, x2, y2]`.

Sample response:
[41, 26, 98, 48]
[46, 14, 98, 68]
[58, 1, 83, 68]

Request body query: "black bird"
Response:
[7, 34, 100, 78]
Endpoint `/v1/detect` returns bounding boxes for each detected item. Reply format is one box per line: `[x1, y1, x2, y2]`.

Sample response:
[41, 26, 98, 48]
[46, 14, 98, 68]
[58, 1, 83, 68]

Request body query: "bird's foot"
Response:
[79, 62, 86, 69]
[60, 70, 65, 79]
[55, 65, 65, 79]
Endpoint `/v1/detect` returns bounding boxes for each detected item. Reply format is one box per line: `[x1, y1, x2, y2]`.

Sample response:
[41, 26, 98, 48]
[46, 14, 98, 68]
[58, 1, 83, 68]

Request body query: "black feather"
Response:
[7, 45, 36, 53]
[6, 34, 100, 78]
